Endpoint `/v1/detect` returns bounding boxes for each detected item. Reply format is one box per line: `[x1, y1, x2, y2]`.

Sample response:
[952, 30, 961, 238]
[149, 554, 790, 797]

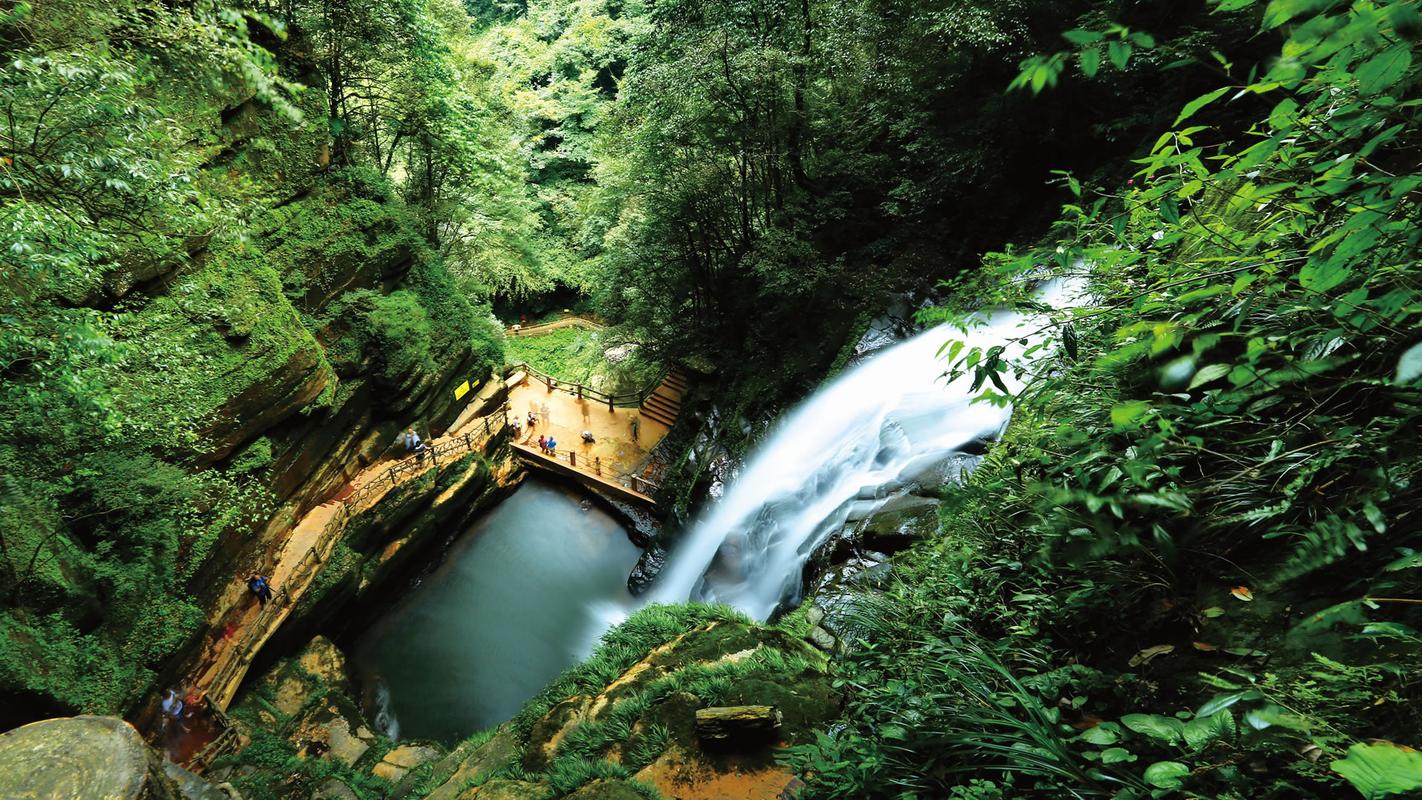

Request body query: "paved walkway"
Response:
[508, 378, 669, 474]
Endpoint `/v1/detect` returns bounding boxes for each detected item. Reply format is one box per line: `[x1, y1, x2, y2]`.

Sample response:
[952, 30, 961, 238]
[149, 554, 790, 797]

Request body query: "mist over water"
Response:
[645, 280, 1080, 621]
[355, 480, 639, 742]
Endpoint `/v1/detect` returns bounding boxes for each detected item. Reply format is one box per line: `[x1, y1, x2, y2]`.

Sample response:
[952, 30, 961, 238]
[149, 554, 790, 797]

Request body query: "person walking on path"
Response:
[402, 428, 422, 452]
[540, 402, 550, 425]
[161, 688, 185, 725]
[247, 574, 274, 608]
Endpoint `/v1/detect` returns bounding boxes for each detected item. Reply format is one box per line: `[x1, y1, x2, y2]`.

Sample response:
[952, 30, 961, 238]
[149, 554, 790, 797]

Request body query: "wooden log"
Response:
[694, 705, 782, 742]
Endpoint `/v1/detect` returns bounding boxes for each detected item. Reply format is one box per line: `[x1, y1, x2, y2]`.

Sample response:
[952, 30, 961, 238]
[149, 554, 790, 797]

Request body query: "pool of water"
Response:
[353, 479, 640, 743]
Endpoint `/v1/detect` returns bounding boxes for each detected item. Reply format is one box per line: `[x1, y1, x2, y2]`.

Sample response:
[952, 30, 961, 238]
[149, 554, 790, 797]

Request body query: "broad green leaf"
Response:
[1385, 551, 1422, 571]
[1111, 400, 1151, 428]
[1269, 97, 1298, 130]
[1078, 723, 1122, 745]
[1062, 28, 1104, 45]
[1121, 713, 1185, 744]
[1174, 86, 1230, 125]
[1196, 689, 1261, 717]
[1332, 742, 1422, 799]
[1243, 703, 1311, 732]
[1102, 747, 1137, 764]
[1108, 40, 1132, 70]
[1144, 760, 1190, 789]
[1357, 46, 1413, 95]
[1188, 363, 1231, 390]
[1080, 47, 1101, 77]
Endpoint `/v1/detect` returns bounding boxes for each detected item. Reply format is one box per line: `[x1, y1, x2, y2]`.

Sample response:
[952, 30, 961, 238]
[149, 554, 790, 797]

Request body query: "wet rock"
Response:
[372, 744, 441, 783]
[695, 705, 782, 744]
[324, 715, 374, 766]
[901, 452, 984, 492]
[807, 626, 838, 653]
[296, 638, 350, 692]
[0, 716, 185, 800]
[566, 779, 646, 800]
[162, 762, 232, 800]
[311, 779, 359, 800]
[805, 604, 826, 628]
[627, 544, 666, 594]
[422, 726, 520, 800]
[458, 780, 544, 800]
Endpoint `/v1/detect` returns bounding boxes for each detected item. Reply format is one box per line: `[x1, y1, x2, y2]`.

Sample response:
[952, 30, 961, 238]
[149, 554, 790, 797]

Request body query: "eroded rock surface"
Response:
[0, 716, 188, 800]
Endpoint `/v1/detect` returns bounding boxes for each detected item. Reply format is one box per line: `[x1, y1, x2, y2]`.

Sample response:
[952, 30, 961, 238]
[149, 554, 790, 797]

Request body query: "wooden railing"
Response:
[184, 703, 241, 773]
[519, 443, 661, 498]
[344, 410, 509, 511]
[504, 313, 603, 337]
[506, 361, 669, 411]
[197, 407, 511, 716]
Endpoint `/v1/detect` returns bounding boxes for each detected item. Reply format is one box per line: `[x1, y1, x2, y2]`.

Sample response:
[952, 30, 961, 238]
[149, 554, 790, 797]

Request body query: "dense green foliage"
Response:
[786, 1, 1422, 798]
[0, 0, 504, 718]
[5, 0, 1422, 799]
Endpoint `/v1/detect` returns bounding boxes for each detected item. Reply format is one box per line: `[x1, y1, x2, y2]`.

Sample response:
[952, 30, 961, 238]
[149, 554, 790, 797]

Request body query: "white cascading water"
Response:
[643, 279, 1081, 621]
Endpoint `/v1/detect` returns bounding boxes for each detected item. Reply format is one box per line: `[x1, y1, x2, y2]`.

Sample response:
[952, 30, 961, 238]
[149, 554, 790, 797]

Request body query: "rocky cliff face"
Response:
[0, 42, 504, 725]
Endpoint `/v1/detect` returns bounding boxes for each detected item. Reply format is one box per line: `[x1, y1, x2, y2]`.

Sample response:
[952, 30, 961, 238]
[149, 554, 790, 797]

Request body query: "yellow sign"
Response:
[453, 380, 471, 400]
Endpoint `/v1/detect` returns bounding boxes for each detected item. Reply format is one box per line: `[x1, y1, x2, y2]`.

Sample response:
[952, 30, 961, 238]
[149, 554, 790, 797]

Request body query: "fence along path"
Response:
[510, 441, 658, 505]
[181, 407, 509, 769]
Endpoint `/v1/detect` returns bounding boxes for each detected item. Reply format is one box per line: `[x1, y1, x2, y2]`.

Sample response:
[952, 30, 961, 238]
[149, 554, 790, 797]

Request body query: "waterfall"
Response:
[645, 279, 1081, 621]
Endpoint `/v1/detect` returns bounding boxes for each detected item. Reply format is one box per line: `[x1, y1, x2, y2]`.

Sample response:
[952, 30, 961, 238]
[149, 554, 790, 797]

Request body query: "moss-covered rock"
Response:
[417, 609, 840, 800]
[0, 716, 189, 800]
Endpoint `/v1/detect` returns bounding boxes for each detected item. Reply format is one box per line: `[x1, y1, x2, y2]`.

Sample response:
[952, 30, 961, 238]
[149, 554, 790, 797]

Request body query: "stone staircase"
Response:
[639, 368, 688, 428]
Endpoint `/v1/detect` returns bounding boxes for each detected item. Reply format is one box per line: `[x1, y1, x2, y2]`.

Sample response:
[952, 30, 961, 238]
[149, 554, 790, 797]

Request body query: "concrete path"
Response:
[508, 379, 668, 474]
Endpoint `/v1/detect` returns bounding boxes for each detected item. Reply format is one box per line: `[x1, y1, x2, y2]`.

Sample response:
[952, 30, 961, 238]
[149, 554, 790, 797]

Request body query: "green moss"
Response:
[505, 326, 660, 396]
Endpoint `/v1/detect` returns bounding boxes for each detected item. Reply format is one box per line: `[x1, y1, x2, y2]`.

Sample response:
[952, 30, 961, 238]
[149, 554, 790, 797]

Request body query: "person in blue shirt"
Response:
[247, 574, 274, 608]
[547, 436, 558, 454]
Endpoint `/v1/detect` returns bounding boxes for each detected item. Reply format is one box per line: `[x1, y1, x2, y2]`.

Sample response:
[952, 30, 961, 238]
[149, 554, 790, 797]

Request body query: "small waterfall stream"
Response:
[643, 279, 1080, 621]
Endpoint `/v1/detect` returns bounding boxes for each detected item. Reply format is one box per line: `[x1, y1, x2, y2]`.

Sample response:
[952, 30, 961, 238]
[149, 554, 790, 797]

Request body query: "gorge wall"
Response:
[0, 39, 504, 726]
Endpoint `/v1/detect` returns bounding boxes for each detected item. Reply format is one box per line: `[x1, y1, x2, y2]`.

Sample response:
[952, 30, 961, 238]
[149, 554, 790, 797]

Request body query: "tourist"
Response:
[246, 574, 274, 608]
[527, 410, 537, 429]
[403, 428, 421, 452]
[538, 434, 547, 453]
[581, 430, 595, 443]
[162, 687, 186, 727]
[540, 402, 550, 424]
[547, 436, 558, 454]
[182, 685, 206, 720]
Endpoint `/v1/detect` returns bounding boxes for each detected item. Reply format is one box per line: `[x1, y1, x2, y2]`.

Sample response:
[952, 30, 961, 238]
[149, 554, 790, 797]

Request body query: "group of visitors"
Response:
[537, 434, 559, 454]
[402, 427, 430, 461]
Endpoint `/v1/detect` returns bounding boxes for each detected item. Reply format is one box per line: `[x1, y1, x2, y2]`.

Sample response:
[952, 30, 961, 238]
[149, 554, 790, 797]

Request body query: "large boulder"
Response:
[0, 716, 187, 800]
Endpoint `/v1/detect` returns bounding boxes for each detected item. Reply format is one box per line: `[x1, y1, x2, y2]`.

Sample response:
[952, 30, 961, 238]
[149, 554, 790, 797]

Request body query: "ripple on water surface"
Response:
[354, 479, 640, 743]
